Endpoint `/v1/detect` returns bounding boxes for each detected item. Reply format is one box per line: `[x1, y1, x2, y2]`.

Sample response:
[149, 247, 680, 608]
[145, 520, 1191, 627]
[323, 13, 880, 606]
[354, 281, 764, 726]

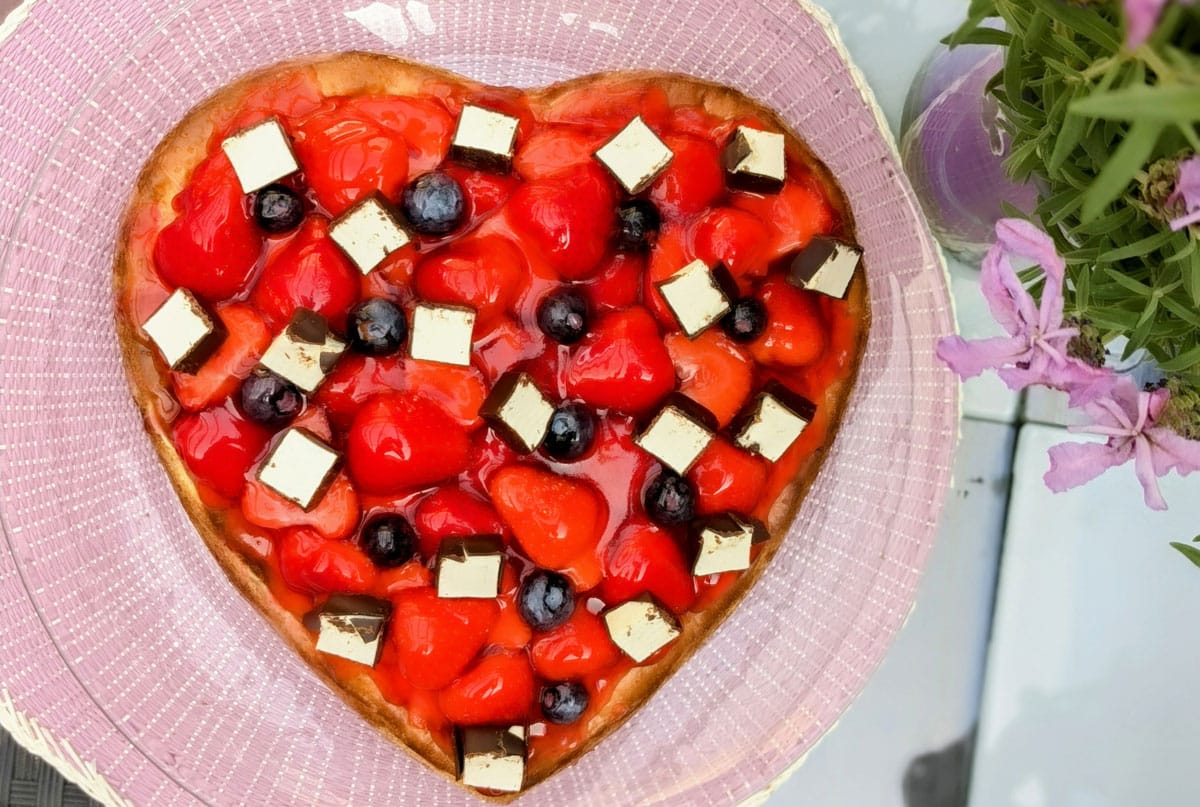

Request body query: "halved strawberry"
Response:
[507, 162, 616, 281]
[438, 651, 535, 726]
[692, 206, 771, 281]
[413, 234, 528, 323]
[242, 472, 360, 541]
[413, 485, 505, 559]
[513, 126, 609, 182]
[732, 173, 837, 262]
[488, 589, 534, 651]
[686, 439, 769, 517]
[649, 134, 725, 217]
[342, 95, 455, 174]
[530, 609, 621, 680]
[441, 165, 521, 222]
[402, 361, 487, 431]
[312, 354, 407, 431]
[600, 520, 697, 614]
[749, 279, 826, 367]
[388, 587, 499, 690]
[665, 331, 753, 427]
[154, 153, 261, 302]
[292, 109, 409, 216]
[250, 217, 360, 328]
[582, 252, 645, 312]
[346, 392, 471, 495]
[278, 528, 377, 596]
[564, 307, 675, 416]
[540, 84, 671, 130]
[471, 317, 541, 386]
[373, 561, 433, 598]
[643, 222, 690, 328]
[172, 304, 271, 411]
[488, 466, 605, 571]
[172, 403, 270, 499]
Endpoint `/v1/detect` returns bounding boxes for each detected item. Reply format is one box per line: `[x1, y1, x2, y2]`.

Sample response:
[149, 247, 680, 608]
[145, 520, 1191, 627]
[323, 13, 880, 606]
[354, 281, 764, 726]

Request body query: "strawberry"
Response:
[154, 153, 261, 302]
[172, 403, 270, 499]
[413, 485, 505, 559]
[530, 609, 621, 680]
[312, 354, 407, 431]
[488, 466, 605, 571]
[292, 108, 409, 216]
[413, 234, 528, 323]
[346, 392, 471, 495]
[541, 85, 671, 130]
[649, 134, 725, 217]
[402, 361, 487, 431]
[341, 95, 454, 174]
[732, 173, 837, 262]
[172, 304, 271, 411]
[600, 520, 696, 614]
[581, 252, 645, 312]
[471, 317, 541, 386]
[438, 651, 535, 726]
[278, 528, 376, 596]
[242, 473, 360, 541]
[513, 126, 609, 182]
[564, 307, 675, 416]
[441, 165, 520, 222]
[488, 591, 534, 651]
[507, 162, 616, 280]
[686, 439, 769, 517]
[250, 217, 361, 328]
[373, 561, 433, 598]
[664, 331, 753, 427]
[748, 279, 826, 367]
[219, 75, 325, 137]
[643, 222, 691, 329]
[388, 587, 499, 690]
[692, 206, 771, 281]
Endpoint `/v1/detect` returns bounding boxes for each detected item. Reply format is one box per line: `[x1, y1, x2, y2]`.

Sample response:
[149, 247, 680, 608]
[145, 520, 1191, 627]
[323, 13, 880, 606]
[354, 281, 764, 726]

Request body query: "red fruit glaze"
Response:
[438, 652, 536, 726]
[507, 162, 615, 280]
[650, 135, 725, 217]
[389, 588, 499, 690]
[347, 392, 472, 494]
[278, 528, 377, 596]
[693, 207, 772, 280]
[665, 331, 753, 427]
[600, 520, 697, 614]
[489, 466, 605, 571]
[413, 486, 505, 559]
[687, 439, 769, 517]
[749, 279, 826, 367]
[242, 473, 360, 541]
[414, 234, 528, 323]
[172, 404, 270, 499]
[564, 307, 675, 416]
[250, 217, 360, 328]
[530, 609, 622, 680]
[292, 107, 410, 216]
[172, 304, 271, 411]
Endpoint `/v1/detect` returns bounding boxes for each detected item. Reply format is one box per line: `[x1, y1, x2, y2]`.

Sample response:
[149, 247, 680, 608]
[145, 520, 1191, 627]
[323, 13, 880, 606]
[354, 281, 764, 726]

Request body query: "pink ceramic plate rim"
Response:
[0, 1, 957, 804]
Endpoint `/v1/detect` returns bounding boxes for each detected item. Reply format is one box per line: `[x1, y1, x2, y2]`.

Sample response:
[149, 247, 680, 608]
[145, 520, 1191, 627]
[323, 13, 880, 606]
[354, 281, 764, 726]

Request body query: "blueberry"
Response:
[239, 371, 304, 426]
[537, 290, 589, 345]
[518, 570, 575, 631]
[347, 298, 408, 356]
[360, 514, 418, 568]
[721, 297, 767, 344]
[540, 681, 589, 725]
[644, 471, 696, 526]
[542, 403, 596, 461]
[252, 184, 304, 234]
[615, 199, 661, 252]
[401, 171, 466, 236]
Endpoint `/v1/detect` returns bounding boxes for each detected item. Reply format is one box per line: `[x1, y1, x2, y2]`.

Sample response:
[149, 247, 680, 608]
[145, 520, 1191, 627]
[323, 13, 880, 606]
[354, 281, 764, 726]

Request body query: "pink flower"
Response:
[1167, 155, 1200, 231]
[1044, 376, 1200, 510]
[1125, 0, 1197, 49]
[936, 218, 1114, 405]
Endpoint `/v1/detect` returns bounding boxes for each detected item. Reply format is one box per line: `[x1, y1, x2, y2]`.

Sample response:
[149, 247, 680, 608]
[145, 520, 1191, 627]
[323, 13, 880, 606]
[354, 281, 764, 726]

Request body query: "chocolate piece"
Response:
[450, 104, 520, 173]
[787, 237, 862, 300]
[220, 118, 300, 194]
[409, 302, 476, 366]
[257, 428, 341, 510]
[634, 394, 717, 474]
[436, 536, 505, 599]
[457, 726, 526, 793]
[313, 595, 391, 667]
[141, 288, 226, 373]
[593, 115, 674, 195]
[329, 195, 413, 275]
[259, 309, 347, 393]
[723, 125, 786, 193]
[732, 382, 817, 463]
[654, 259, 737, 338]
[691, 513, 767, 577]
[603, 595, 681, 663]
[480, 371, 554, 454]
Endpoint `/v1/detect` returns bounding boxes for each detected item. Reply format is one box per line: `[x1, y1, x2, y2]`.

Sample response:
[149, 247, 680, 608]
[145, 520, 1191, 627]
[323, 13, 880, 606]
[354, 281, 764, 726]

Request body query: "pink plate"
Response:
[0, 1, 957, 804]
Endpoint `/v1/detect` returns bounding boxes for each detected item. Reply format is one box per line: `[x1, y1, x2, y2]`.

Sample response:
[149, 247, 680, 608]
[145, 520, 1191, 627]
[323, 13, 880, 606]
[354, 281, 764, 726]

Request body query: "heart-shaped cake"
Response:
[113, 52, 868, 798]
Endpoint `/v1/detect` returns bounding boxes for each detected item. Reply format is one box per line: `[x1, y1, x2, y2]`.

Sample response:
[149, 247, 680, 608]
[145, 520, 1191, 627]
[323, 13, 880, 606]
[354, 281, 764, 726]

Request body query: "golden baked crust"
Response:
[113, 52, 869, 799]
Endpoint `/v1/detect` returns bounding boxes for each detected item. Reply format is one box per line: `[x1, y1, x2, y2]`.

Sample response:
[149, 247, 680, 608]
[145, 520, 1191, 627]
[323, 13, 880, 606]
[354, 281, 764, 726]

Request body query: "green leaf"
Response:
[1102, 266, 1153, 296]
[952, 28, 1014, 48]
[1158, 343, 1200, 373]
[945, 0, 1000, 47]
[1070, 85, 1200, 122]
[1170, 542, 1200, 570]
[1049, 95, 1088, 176]
[1027, 0, 1122, 51]
[1098, 229, 1178, 262]
[1080, 118, 1162, 223]
[1159, 295, 1200, 330]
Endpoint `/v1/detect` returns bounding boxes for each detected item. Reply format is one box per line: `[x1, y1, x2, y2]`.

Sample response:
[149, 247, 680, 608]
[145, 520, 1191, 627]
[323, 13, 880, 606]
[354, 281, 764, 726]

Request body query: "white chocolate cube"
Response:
[141, 288, 226, 373]
[655, 259, 734, 338]
[480, 372, 555, 454]
[635, 398, 715, 474]
[220, 118, 300, 194]
[787, 238, 862, 300]
[259, 309, 347, 394]
[594, 116, 674, 194]
[257, 428, 341, 510]
[436, 536, 505, 599]
[692, 514, 766, 577]
[314, 596, 391, 667]
[724, 126, 787, 193]
[603, 595, 681, 664]
[733, 385, 816, 463]
[451, 104, 520, 172]
[458, 726, 526, 793]
[329, 196, 413, 275]
[409, 303, 476, 366]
